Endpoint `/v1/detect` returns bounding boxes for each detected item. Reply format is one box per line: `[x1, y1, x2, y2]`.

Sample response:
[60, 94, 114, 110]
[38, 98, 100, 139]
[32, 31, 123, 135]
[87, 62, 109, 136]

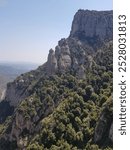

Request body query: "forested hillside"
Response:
[0, 10, 113, 150]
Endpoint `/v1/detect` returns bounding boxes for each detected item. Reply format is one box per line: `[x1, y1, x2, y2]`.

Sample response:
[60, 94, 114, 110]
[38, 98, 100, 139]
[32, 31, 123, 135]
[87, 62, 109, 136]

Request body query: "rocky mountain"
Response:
[0, 10, 113, 150]
[70, 10, 112, 40]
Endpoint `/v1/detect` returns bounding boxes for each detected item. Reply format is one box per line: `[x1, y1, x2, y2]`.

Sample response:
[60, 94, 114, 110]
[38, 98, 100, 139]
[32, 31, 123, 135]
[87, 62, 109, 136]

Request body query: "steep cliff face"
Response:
[0, 66, 46, 123]
[45, 9, 113, 75]
[70, 10, 113, 41]
[0, 10, 113, 150]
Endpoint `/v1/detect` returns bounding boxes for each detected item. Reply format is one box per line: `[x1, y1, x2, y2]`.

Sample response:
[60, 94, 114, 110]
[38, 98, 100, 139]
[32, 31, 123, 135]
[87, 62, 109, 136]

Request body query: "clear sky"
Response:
[0, 0, 112, 64]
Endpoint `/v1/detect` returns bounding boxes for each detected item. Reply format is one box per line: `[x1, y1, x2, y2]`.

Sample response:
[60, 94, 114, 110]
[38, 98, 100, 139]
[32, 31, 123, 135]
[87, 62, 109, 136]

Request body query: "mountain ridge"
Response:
[0, 9, 113, 150]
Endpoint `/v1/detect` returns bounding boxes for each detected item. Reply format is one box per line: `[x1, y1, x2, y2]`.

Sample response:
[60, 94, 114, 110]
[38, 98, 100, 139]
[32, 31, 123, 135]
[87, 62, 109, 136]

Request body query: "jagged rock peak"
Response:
[46, 48, 58, 75]
[70, 9, 113, 41]
[46, 39, 72, 74]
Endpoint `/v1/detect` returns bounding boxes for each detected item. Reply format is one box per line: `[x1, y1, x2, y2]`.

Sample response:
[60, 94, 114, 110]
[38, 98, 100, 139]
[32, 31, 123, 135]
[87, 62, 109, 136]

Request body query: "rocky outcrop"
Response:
[44, 10, 113, 76]
[46, 49, 58, 75]
[0, 89, 6, 101]
[9, 110, 34, 148]
[0, 76, 31, 123]
[55, 39, 71, 71]
[45, 38, 95, 79]
[2, 64, 47, 107]
[70, 10, 113, 42]
[1, 10, 113, 107]
[45, 39, 72, 75]
[76, 65, 86, 79]
[5, 82, 28, 107]
[94, 102, 113, 146]
[8, 94, 55, 149]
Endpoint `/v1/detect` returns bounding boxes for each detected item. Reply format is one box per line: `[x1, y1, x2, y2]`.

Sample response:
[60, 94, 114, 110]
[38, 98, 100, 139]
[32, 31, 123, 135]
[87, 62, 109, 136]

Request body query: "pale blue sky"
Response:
[0, 0, 112, 64]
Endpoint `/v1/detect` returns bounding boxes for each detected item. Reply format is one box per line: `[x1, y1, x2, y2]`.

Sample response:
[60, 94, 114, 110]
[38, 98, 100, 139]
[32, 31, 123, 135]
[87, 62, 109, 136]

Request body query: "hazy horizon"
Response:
[0, 60, 40, 65]
[0, 0, 112, 64]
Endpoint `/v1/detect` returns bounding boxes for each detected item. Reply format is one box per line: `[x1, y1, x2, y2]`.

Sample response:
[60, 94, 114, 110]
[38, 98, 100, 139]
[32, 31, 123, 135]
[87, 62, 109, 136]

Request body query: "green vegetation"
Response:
[0, 42, 113, 150]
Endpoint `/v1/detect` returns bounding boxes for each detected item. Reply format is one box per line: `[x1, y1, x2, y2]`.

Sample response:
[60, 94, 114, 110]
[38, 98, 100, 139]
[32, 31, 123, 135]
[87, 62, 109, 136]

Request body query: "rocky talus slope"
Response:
[0, 10, 113, 150]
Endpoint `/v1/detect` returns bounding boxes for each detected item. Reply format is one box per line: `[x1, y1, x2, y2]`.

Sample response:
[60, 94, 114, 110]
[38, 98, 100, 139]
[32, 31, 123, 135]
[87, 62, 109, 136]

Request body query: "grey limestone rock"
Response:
[76, 65, 86, 79]
[94, 107, 112, 144]
[70, 10, 113, 41]
[46, 49, 58, 75]
[44, 10, 113, 76]
[5, 81, 28, 107]
[47, 39, 71, 73]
